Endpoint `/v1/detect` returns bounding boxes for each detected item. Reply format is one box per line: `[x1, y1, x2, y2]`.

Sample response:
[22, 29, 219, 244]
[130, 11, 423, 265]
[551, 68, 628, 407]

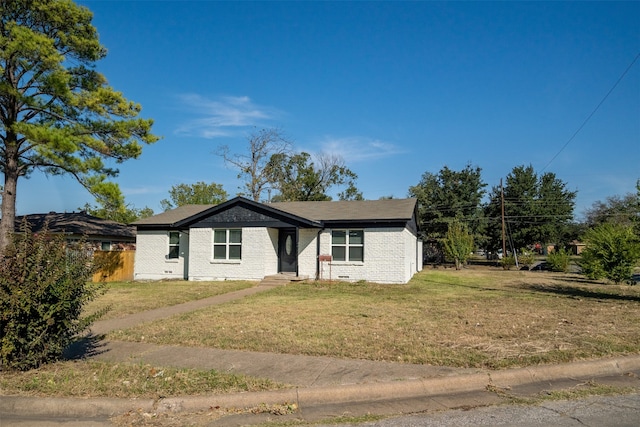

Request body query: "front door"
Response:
[278, 228, 297, 274]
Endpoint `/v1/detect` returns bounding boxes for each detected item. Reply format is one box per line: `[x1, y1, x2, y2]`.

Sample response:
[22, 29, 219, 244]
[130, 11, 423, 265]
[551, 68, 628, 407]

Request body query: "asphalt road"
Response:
[323, 392, 640, 427]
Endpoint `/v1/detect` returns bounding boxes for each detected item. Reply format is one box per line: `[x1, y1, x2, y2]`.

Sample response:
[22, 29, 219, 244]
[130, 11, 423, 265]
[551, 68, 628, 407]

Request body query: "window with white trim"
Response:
[168, 231, 180, 259]
[214, 229, 242, 260]
[331, 229, 364, 262]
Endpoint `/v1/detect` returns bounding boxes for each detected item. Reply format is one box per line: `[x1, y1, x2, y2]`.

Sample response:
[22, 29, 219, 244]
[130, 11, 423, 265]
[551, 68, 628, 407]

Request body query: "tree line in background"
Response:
[410, 165, 639, 284]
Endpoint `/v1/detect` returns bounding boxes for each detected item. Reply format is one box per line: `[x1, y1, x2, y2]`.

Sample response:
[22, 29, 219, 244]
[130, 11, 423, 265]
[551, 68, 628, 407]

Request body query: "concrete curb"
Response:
[3, 355, 640, 419]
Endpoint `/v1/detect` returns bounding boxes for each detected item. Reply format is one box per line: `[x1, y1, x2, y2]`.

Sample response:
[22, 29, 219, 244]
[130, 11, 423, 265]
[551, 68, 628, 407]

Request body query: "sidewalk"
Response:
[3, 282, 640, 425]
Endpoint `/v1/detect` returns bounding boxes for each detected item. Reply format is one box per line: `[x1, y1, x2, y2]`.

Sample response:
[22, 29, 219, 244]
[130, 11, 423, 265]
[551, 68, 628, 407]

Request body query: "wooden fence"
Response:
[92, 250, 135, 282]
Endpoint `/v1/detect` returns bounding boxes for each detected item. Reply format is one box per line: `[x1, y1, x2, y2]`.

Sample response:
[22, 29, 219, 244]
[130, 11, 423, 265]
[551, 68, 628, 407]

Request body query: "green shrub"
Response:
[546, 247, 571, 272]
[579, 223, 640, 285]
[518, 248, 536, 270]
[442, 219, 474, 270]
[501, 255, 516, 270]
[0, 225, 105, 371]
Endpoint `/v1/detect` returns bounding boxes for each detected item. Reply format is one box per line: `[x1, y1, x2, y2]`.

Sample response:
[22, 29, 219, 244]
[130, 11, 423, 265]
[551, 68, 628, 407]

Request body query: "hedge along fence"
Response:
[92, 250, 135, 282]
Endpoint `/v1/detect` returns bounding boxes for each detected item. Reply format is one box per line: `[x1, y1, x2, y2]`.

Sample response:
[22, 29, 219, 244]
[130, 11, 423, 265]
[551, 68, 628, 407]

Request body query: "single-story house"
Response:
[133, 196, 423, 284]
[15, 211, 136, 251]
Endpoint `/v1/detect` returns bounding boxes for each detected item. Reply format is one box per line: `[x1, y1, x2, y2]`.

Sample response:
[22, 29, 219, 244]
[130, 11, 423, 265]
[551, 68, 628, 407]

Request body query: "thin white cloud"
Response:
[174, 94, 281, 138]
[121, 185, 165, 196]
[317, 136, 405, 162]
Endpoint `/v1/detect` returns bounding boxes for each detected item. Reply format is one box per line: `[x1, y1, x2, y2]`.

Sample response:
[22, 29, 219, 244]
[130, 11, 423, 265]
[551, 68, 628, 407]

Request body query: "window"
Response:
[214, 229, 242, 260]
[168, 232, 180, 259]
[332, 229, 364, 262]
[101, 241, 111, 251]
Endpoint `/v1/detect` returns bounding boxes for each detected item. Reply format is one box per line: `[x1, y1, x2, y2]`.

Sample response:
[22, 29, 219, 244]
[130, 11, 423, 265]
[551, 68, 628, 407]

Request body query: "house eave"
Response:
[322, 219, 411, 228]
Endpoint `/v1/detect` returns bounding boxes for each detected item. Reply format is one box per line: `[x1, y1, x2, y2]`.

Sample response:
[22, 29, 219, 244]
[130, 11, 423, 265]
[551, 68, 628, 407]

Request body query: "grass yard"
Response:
[84, 280, 254, 320]
[3, 268, 640, 398]
[0, 360, 284, 398]
[110, 267, 640, 369]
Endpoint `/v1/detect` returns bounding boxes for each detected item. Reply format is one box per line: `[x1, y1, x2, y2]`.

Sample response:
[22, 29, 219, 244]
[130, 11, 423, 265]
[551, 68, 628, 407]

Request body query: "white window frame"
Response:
[331, 229, 364, 262]
[213, 228, 242, 260]
[168, 231, 180, 259]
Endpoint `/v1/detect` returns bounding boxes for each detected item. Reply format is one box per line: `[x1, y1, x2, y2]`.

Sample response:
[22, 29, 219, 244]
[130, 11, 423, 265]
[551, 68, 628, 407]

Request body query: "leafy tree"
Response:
[0, 0, 158, 253]
[81, 203, 153, 224]
[81, 189, 153, 224]
[579, 223, 640, 284]
[408, 164, 486, 242]
[160, 181, 228, 211]
[484, 165, 576, 252]
[636, 179, 640, 237]
[267, 152, 362, 202]
[217, 127, 291, 201]
[584, 181, 640, 232]
[0, 223, 105, 370]
[442, 219, 474, 270]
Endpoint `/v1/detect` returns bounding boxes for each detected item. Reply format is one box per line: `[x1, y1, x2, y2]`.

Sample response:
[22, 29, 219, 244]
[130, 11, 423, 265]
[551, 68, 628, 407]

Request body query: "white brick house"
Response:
[133, 197, 422, 284]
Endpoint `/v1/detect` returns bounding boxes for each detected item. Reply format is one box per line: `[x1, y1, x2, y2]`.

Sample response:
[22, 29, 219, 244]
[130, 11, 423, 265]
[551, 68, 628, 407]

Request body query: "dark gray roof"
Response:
[270, 198, 417, 222]
[15, 212, 135, 239]
[132, 204, 214, 227]
[134, 197, 417, 227]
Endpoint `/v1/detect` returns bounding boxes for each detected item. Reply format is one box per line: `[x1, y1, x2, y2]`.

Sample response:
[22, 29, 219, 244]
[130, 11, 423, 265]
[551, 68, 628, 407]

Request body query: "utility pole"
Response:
[501, 178, 506, 257]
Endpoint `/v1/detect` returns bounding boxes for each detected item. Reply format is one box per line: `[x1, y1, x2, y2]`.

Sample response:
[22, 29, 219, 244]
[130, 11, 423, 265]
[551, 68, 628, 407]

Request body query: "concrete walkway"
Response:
[3, 281, 640, 425]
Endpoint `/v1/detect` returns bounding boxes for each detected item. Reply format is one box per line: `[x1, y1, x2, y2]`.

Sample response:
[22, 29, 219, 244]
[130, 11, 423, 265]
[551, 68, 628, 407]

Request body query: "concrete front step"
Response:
[259, 274, 309, 286]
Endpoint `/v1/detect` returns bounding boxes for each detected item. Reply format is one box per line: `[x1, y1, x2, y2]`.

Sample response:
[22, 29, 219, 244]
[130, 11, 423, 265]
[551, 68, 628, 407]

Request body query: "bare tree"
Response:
[217, 128, 291, 201]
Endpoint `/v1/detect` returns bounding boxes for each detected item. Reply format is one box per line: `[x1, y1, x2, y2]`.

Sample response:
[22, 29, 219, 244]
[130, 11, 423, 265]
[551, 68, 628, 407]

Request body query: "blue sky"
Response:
[20, 1, 639, 220]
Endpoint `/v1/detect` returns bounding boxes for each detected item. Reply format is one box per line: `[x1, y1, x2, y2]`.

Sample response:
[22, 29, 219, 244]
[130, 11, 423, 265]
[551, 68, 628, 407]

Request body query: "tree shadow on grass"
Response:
[63, 333, 109, 360]
[518, 282, 640, 303]
[551, 272, 640, 288]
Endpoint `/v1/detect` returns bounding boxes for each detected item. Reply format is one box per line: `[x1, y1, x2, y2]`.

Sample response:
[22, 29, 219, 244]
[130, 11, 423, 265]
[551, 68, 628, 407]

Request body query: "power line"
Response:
[540, 52, 640, 172]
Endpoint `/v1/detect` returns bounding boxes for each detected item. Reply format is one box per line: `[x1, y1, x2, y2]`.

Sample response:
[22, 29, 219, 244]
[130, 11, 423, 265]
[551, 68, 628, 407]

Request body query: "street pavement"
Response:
[318, 393, 640, 427]
[2, 281, 640, 426]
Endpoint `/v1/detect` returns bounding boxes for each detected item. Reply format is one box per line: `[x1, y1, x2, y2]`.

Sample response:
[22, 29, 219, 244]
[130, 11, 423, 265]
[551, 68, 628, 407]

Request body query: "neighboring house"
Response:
[569, 240, 586, 255]
[15, 211, 136, 251]
[133, 196, 423, 284]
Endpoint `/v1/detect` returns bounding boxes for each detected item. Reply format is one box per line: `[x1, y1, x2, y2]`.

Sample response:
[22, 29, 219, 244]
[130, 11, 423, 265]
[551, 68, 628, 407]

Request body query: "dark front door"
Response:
[278, 228, 297, 273]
